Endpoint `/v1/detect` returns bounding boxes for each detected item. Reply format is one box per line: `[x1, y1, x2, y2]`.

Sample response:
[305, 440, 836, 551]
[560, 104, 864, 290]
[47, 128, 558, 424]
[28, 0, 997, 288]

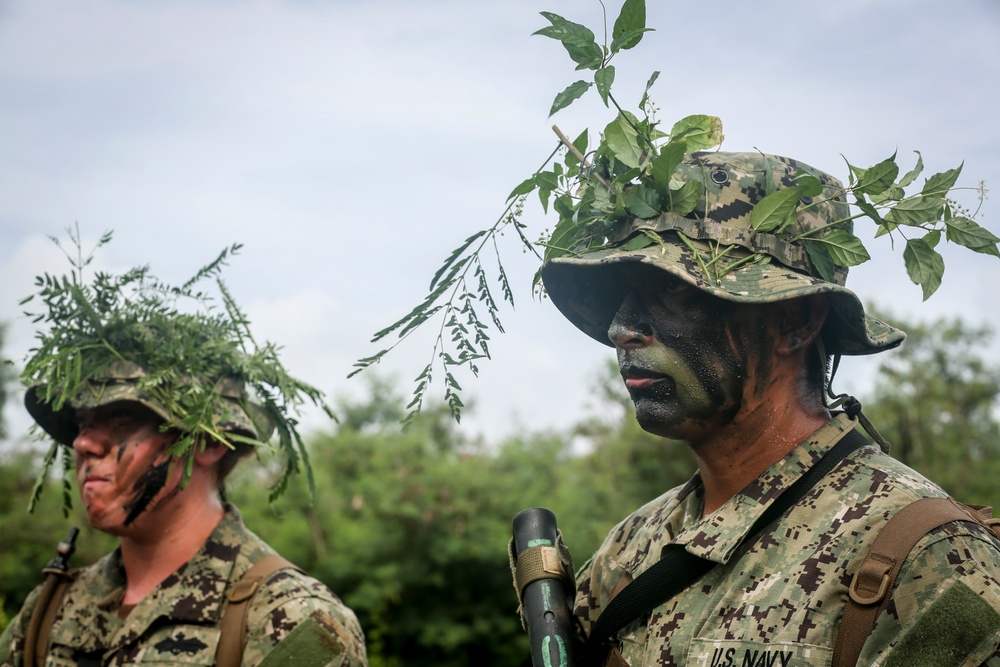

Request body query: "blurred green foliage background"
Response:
[1, 312, 998, 666]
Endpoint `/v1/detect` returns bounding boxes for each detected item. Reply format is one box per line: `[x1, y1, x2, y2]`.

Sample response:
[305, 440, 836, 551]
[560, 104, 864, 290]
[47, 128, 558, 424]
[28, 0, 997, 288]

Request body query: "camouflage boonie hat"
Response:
[25, 359, 274, 448]
[542, 151, 905, 356]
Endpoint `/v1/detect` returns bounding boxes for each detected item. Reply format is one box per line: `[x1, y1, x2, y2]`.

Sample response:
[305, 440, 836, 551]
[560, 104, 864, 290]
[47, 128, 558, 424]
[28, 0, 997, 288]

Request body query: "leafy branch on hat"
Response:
[737, 153, 995, 299]
[20, 226, 333, 513]
[353, 0, 726, 424]
[355, 0, 995, 422]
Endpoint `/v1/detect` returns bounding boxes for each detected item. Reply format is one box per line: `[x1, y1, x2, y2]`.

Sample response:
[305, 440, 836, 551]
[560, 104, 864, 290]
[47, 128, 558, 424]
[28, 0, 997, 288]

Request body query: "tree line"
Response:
[1, 313, 998, 666]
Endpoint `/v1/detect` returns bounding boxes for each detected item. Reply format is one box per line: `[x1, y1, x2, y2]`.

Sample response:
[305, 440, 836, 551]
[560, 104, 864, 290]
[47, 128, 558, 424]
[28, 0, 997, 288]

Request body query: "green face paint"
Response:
[608, 266, 755, 440]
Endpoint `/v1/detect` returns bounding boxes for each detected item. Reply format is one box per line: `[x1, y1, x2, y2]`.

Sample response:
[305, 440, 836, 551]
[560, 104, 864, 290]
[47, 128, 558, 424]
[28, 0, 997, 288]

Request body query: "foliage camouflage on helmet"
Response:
[541, 151, 906, 356]
[20, 229, 333, 513]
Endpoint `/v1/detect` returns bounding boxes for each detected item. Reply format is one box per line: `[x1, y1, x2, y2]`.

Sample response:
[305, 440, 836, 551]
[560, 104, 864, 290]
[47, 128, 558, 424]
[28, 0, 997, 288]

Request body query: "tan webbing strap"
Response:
[514, 545, 571, 597]
[833, 497, 994, 667]
[215, 554, 298, 667]
[25, 570, 74, 667]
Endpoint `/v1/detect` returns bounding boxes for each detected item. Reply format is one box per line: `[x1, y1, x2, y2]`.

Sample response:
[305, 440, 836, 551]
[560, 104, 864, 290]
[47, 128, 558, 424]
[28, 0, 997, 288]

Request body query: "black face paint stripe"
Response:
[122, 458, 172, 526]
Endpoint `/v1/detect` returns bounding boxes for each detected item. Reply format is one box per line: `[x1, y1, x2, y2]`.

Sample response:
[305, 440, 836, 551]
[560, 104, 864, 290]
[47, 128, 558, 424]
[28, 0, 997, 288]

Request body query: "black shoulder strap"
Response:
[582, 428, 869, 665]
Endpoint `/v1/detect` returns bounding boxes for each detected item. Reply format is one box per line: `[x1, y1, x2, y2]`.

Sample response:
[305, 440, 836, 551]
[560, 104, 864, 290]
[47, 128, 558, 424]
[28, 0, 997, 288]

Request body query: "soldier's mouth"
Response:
[621, 366, 674, 393]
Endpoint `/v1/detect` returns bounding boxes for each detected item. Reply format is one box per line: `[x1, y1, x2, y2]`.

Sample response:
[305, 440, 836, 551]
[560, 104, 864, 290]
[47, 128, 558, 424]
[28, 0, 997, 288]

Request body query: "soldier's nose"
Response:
[608, 294, 654, 350]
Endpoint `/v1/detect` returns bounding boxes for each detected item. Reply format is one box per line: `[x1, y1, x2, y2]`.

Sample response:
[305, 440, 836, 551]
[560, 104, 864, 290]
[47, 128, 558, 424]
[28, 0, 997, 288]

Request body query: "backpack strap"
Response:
[25, 528, 79, 667]
[215, 554, 300, 667]
[24, 570, 74, 667]
[832, 497, 1000, 667]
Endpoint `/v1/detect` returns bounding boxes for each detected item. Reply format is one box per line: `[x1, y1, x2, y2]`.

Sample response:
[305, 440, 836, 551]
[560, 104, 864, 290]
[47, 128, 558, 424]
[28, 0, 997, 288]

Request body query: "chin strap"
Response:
[819, 342, 892, 454]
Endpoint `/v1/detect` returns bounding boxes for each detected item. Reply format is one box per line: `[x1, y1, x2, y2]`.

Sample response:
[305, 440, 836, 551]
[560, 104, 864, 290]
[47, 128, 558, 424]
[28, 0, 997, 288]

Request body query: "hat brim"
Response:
[541, 235, 904, 356]
[25, 382, 272, 448]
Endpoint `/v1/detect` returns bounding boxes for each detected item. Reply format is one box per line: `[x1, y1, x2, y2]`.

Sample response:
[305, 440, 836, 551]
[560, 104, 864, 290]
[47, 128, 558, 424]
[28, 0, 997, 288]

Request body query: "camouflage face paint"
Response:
[73, 402, 177, 534]
[122, 456, 175, 526]
[609, 267, 765, 440]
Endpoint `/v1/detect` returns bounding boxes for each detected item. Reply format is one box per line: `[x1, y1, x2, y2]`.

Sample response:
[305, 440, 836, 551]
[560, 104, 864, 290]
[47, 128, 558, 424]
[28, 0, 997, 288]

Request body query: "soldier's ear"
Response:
[773, 295, 828, 356]
[192, 436, 229, 468]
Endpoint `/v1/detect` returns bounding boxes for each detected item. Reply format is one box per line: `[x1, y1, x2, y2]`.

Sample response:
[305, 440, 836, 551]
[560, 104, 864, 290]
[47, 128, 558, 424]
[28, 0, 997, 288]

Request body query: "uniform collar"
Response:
[50, 504, 250, 652]
[668, 413, 859, 565]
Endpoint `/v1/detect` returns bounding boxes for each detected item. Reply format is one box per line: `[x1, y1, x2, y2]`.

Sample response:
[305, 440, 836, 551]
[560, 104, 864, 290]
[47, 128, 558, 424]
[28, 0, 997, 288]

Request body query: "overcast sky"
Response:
[2, 0, 999, 445]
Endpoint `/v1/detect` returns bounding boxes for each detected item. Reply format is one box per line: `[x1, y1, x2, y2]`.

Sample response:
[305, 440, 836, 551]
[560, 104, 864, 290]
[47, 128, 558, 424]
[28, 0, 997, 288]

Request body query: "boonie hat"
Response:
[541, 151, 904, 356]
[25, 359, 274, 448]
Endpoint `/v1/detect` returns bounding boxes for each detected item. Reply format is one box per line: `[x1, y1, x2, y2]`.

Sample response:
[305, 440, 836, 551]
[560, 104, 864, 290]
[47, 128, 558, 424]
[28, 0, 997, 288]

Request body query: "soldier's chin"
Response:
[632, 399, 688, 438]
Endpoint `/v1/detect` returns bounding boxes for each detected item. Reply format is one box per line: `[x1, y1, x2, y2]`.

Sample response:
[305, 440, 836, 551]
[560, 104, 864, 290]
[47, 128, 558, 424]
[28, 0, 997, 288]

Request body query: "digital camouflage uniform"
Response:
[573, 414, 1000, 666]
[0, 505, 367, 667]
[540, 152, 1000, 666]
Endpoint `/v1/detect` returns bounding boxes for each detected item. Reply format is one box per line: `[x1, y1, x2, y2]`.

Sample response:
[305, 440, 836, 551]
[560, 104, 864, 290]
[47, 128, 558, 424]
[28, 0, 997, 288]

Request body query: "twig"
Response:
[552, 125, 612, 190]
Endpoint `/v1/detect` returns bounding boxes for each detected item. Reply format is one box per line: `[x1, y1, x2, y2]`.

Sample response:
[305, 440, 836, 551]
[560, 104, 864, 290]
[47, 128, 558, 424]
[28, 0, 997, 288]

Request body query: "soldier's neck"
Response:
[117, 481, 225, 606]
[692, 363, 829, 516]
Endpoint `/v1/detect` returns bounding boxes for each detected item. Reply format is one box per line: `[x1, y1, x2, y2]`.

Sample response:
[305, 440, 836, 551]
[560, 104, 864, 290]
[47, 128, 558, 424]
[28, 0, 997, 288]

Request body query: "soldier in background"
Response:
[0, 244, 367, 667]
[541, 152, 1000, 665]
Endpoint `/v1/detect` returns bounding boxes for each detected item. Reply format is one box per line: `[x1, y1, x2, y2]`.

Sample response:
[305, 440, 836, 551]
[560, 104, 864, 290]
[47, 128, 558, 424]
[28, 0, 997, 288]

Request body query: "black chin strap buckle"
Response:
[842, 396, 863, 419]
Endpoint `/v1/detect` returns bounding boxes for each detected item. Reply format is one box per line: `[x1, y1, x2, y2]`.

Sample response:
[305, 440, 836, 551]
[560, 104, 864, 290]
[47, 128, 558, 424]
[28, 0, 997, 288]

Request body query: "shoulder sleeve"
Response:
[241, 569, 368, 667]
[860, 522, 1000, 667]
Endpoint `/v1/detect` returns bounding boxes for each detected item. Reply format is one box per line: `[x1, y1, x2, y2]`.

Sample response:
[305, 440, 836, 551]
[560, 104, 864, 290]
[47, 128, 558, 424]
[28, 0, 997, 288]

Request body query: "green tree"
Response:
[862, 312, 1000, 505]
[232, 379, 548, 667]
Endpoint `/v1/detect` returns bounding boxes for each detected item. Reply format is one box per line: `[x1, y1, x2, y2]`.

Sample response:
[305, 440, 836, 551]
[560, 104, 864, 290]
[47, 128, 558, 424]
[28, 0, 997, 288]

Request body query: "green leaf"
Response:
[668, 115, 723, 152]
[750, 186, 806, 232]
[801, 241, 837, 283]
[870, 184, 905, 204]
[945, 217, 1000, 256]
[534, 170, 559, 192]
[623, 233, 655, 251]
[639, 71, 660, 107]
[611, 28, 652, 53]
[564, 129, 589, 170]
[792, 171, 825, 198]
[549, 80, 592, 116]
[553, 193, 575, 219]
[544, 213, 579, 260]
[922, 163, 963, 197]
[429, 233, 483, 290]
[651, 140, 686, 199]
[534, 12, 603, 70]
[595, 66, 615, 106]
[898, 150, 924, 188]
[668, 179, 701, 216]
[855, 197, 895, 237]
[612, 0, 646, 51]
[538, 186, 552, 213]
[603, 115, 643, 169]
[851, 155, 899, 197]
[506, 176, 537, 201]
[810, 229, 871, 267]
[903, 237, 945, 300]
[885, 195, 944, 227]
[624, 185, 662, 218]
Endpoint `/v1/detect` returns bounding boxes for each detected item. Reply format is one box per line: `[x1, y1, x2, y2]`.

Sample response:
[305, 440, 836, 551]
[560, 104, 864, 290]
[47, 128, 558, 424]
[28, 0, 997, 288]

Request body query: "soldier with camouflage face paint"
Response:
[542, 152, 1000, 666]
[0, 251, 368, 666]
